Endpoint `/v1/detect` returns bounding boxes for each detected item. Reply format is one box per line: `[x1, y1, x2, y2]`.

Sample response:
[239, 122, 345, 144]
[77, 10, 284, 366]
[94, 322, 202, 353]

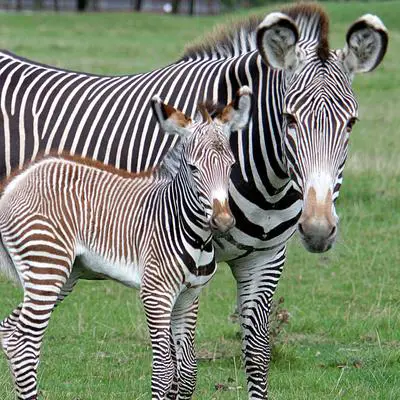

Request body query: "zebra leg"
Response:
[54, 267, 81, 307]
[170, 296, 199, 400]
[141, 286, 176, 400]
[230, 246, 286, 400]
[166, 327, 179, 399]
[0, 304, 22, 353]
[0, 269, 80, 355]
[4, 254, 73, 400]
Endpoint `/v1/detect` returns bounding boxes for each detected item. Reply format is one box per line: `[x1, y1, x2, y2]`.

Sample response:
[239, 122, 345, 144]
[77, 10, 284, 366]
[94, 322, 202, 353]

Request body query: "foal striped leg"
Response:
[2, 227, 74, 399]
[5, 263, 73, 400]
[141, 286, 176, 400]
[0, 268, 80, 354]
[171, 297, 199, 400]
[0, 304, 22, 352]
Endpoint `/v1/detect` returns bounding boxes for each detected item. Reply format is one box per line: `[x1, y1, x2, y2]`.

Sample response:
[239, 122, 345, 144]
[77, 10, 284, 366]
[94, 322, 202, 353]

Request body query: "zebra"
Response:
[0, 3, 388, 398]
[0, 87, 252, 400]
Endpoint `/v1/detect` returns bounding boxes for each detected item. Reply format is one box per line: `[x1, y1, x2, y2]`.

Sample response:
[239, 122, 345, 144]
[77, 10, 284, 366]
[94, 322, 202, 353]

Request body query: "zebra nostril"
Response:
[298, 223, 305, 236]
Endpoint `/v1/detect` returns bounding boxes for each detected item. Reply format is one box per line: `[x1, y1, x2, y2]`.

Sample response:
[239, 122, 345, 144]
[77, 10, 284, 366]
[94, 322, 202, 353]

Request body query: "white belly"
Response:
[75, 246, 142, 289]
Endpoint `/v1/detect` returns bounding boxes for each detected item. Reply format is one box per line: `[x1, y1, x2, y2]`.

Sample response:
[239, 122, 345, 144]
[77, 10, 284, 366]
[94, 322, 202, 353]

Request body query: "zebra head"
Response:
[257, 6, 388, 252]
[151, 87, 253, 233]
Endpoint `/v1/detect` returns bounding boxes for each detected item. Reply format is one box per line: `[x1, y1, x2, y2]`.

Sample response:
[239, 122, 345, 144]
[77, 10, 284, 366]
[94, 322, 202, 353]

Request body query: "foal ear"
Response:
[340, 14, 388, 77]
[217, 86, 253, 134]
[151, 96, 192, 137]
[257, 12, 300, 72]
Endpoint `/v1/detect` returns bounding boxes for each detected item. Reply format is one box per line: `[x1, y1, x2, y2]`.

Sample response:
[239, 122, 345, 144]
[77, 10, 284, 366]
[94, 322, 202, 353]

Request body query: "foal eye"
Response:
[284, 113, 297, 130]
[346, 117, 358, 133]
[188, 164, 199, 173]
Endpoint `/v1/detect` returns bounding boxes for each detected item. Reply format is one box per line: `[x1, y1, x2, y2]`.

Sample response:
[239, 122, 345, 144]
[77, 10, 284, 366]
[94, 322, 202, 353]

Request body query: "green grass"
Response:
[0, 1, 400, 399]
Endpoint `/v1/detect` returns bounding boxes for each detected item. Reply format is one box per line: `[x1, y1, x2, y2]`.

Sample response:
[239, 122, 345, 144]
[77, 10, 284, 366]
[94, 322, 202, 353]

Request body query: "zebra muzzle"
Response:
[298, 186, 338, 253]
[210, 199, 235, 233]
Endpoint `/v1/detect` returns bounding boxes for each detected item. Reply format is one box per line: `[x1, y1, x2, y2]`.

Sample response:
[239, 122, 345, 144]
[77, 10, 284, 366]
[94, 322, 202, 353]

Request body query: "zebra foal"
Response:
[0, 87, 252, 400]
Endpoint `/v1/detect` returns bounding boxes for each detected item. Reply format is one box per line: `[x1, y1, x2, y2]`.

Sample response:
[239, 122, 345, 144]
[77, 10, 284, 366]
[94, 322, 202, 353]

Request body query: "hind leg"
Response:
[5, 249, 74, 400]
[0, 304, 22, 353]
[0, 268, 80, 355]
[6, 276, 73, 400]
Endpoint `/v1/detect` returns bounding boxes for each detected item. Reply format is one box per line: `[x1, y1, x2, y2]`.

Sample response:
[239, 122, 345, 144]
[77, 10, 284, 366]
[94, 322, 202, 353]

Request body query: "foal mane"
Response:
[0, 152, 157, 195]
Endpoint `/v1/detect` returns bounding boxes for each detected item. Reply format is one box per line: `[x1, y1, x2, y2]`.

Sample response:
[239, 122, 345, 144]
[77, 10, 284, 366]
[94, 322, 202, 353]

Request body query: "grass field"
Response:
[0, 1, 399, 399]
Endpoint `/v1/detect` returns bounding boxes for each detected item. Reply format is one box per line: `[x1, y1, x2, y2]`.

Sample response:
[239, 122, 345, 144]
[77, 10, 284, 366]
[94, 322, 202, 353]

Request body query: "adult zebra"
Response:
[0, 3, 388, 398]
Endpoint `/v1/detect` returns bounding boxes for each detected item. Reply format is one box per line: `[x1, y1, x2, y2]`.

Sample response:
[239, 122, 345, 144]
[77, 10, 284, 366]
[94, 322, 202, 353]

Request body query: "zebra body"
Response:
[0, 89, 252, 400]
[0, 3, 388, 398]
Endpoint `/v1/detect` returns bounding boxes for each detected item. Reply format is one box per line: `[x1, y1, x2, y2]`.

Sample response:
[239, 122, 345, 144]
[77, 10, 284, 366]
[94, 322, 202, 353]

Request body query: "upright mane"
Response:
[182, 2, 330, 61]
[282, 2, 330, 61]
[183, 15, 262, 60]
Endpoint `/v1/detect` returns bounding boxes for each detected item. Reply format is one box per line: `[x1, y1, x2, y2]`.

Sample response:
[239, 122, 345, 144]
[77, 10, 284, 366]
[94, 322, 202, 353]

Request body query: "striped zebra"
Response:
[0, 88, 252, 400]
[0, 3, 388, 398]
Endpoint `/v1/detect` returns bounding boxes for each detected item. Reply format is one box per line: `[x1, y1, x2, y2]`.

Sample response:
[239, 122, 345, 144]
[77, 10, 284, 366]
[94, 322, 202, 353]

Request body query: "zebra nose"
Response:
[211, 213, 235, 233]
[210, 198, 235, 233]
[298, 218, 337, 253]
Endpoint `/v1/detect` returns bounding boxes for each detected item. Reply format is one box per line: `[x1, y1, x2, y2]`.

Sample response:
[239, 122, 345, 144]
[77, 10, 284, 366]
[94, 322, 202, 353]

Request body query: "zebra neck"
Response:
[220, 53, 290, 194]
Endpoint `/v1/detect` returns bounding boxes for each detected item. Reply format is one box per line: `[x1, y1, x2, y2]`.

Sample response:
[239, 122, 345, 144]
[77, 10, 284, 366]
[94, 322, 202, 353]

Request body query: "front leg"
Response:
[141, 286, 176, 400]
[166, 327, 178, 399]
[171, 295, 199, 400]
[230, 246, 286, 400]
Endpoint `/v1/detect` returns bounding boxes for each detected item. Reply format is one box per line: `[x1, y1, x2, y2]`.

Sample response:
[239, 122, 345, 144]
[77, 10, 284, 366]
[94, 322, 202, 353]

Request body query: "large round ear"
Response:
[340, 14, 388, 76]
[217, 86, 253, 133]
[151, 96, 192, 137]
[256, 12, 300, 71]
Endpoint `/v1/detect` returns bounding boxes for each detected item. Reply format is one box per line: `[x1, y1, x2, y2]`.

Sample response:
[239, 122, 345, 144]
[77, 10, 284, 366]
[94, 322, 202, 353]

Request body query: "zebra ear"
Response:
[151, 96, 192, 138]
[217, 86, 253, 134]
[257, 12, 300, 71]
[340, 14, 388, 76]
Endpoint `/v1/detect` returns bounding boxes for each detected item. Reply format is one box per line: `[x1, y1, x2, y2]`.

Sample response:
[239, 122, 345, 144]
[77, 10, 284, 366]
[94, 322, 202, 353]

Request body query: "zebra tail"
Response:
[0, 232, 22, 287]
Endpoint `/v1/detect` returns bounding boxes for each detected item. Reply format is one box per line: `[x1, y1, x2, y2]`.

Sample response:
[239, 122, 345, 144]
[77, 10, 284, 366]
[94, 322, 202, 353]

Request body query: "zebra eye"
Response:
[188, 164, 199, 174]
[346, 117, 358, 133]
[284, 113, 297, 130]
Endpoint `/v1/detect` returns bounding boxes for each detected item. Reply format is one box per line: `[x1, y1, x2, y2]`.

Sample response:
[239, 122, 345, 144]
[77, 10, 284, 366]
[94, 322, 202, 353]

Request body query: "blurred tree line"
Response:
[8, 0, 367, 14]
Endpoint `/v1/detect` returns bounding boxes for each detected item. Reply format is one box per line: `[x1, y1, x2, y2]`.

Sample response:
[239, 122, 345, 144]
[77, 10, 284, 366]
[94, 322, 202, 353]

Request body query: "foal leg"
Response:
[171, 295, 199, 400]
[0, 269, 80, 354]
[0, 304, 22, 353]
[141, 285, 176, 400]
[5, 254, 73, 400]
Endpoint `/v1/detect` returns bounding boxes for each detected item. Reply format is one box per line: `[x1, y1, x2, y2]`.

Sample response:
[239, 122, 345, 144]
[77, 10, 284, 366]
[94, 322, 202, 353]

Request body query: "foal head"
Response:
[152, 87, 252, 233]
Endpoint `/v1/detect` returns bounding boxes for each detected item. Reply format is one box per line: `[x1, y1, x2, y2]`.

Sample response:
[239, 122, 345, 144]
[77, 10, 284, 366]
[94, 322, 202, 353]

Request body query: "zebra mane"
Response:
[182, 2, 330, 61]
[0, 152, 157, 195]
[182, 15, 262, 60]
[282, 2, 330, 61]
